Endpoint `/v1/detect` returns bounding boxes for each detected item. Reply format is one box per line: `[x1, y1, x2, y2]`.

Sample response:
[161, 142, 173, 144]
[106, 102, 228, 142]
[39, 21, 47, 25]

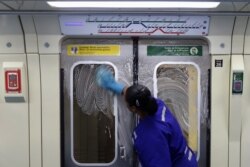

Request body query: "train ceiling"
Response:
[0, 0, 250, 14]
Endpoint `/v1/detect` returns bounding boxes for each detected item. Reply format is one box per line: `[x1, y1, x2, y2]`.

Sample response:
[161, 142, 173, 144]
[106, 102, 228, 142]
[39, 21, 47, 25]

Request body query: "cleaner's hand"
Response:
[96, 66, 125, 95]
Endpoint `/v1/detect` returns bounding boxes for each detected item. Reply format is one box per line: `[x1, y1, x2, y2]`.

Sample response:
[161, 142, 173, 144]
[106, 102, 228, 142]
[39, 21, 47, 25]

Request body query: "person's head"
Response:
[124, 84, 158, 116]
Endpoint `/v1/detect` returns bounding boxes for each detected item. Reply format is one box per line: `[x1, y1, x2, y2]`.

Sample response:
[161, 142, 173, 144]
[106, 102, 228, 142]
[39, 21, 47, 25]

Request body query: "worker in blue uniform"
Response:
[96, 66, 198, 167]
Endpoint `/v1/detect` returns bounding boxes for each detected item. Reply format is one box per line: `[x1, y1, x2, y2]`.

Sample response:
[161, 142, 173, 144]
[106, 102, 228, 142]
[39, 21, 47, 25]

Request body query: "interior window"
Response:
[156, 63, 199, 153]
[72, 64, 116, 164]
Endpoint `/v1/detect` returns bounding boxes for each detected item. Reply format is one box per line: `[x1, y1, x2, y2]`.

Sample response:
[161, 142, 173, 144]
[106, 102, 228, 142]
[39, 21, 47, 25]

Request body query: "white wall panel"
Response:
[211, 55, 230, 167]
[40, 54, 60, 167]
[232, 16, 248, 54]
[207, 16, 234, 55]
[27, 54, 42, 167]
[241, 55, 250, 167]
[243, 17, 250, 54]
[0, 54, 29, 167]
[33, 15, 62, 54]
[20, 16, 38, 53]
[0, 15, 25, 54]
[229, 54, 244, 167]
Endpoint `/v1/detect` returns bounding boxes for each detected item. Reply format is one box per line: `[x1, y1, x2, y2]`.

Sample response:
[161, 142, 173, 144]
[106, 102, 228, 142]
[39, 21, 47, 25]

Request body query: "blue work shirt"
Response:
[132, 98, 198, 167]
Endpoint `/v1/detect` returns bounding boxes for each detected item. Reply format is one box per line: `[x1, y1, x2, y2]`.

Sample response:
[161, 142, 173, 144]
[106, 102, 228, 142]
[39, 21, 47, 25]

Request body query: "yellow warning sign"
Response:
[67, 45, 120, 56]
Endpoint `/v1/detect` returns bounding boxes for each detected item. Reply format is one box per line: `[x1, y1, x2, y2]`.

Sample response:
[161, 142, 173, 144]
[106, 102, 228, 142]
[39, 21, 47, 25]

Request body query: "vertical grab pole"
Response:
[132, 37, 139, 85]
[132, 37, 139, 167]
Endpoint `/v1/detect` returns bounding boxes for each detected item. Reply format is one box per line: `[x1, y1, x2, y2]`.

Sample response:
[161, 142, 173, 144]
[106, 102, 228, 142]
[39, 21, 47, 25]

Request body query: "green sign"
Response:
[232, 72, 243, 94]
[147, 46, 202, 56]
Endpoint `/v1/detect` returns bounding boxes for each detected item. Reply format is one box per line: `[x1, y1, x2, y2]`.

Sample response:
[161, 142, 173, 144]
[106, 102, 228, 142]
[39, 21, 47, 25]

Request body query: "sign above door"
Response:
[59, 15, 209, 36]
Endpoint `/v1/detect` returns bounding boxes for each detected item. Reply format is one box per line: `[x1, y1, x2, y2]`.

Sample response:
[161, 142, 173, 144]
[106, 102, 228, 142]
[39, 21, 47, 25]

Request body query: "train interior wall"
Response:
[0, 15, 250, 167]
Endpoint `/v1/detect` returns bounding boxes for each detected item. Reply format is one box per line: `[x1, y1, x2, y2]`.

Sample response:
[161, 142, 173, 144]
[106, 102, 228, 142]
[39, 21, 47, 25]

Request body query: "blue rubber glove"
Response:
[96, 66, 125, 95]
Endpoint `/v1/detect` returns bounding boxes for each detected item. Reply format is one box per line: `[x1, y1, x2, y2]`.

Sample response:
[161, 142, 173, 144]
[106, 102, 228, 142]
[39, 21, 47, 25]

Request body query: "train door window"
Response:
[71, 62, 117, 166]
[154, 63, 200, 156]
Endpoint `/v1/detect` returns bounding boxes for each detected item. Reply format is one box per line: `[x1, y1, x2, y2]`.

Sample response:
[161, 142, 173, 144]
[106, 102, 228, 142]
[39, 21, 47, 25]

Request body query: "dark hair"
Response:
[125, 84, 158, 115]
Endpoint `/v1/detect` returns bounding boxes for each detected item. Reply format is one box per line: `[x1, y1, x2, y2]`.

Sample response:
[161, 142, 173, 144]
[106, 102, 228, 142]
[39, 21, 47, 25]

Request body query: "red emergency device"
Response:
[5, 69, 21, 93]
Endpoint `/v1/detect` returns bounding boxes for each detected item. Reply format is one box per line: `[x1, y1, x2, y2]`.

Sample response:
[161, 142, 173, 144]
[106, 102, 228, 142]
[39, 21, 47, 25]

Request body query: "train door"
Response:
[61, 37, 210, 167]
[61, 38, 135, 167]
[138, 38, 210, 167]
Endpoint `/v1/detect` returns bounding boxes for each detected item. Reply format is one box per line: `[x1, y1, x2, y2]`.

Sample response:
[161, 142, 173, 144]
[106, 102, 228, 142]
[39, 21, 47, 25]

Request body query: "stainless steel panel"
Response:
[138, 38, 210, 167]
[61, 38, 134, 167]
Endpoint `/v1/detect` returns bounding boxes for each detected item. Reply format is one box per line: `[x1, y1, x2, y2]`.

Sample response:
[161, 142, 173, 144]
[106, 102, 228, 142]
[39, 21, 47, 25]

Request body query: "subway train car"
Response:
[0, 0, 250, 167]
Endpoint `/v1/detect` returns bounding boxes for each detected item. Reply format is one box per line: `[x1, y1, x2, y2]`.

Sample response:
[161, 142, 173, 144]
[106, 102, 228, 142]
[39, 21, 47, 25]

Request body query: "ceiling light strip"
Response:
[47, 1, 220, 8]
